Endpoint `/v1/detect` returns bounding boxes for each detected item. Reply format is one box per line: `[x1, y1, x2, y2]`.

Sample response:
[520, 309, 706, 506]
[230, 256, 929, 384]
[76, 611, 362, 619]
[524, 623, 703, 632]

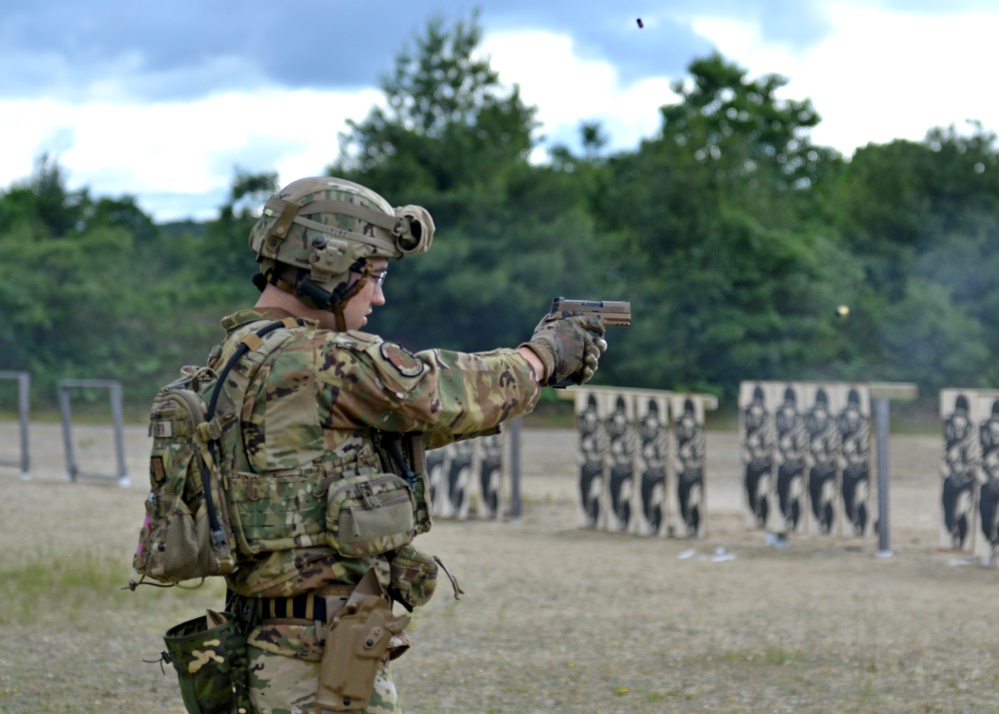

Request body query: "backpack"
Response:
[129, 318, 300, 589]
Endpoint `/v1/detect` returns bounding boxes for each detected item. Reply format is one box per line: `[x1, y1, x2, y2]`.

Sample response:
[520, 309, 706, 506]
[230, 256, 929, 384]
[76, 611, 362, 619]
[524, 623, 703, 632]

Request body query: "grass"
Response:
[0, 549, 226, 630]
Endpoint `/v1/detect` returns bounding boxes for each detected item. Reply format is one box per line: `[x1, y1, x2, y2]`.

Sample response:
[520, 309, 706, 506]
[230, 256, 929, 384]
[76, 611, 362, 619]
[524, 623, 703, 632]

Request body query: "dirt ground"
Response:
[1, 421, 998, 713]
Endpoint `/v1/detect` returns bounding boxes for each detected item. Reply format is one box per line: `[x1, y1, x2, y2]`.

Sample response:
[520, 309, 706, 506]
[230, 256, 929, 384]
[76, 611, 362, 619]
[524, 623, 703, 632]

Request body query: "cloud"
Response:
[0, 87, 383, 220]
[482, 30, 676, 155]
[691, 4, 999, 155]
[0, 1, 425, 101]
[0, 0, 840, 103]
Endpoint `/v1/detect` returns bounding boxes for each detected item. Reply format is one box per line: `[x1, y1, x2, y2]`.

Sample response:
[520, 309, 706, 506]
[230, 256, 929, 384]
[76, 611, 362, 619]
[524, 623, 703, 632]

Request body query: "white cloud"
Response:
[692, 5, 999, 156]
[0, 87, 383, 220]
[3, 31, 679, 221]
[482, 30, 677, 153]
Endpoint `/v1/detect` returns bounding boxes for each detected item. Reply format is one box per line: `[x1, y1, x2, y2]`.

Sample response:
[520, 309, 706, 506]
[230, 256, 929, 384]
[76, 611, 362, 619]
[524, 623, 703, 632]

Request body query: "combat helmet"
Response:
[249, 176, 434, 329]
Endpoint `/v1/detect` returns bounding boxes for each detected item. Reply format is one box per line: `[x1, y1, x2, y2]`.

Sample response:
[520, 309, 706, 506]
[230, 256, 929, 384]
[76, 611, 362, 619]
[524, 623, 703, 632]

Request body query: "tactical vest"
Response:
[212, 319, 431, 561]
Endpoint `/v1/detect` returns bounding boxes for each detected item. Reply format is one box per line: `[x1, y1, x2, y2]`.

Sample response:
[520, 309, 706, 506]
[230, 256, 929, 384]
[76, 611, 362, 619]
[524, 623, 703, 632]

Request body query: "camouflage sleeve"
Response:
[319, 332, 540, 439]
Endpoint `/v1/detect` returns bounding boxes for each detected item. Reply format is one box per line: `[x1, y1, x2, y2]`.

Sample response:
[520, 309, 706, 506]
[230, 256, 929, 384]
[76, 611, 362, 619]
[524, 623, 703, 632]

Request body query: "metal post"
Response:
[110, 381, 130, 487]
[508, 417, 522, 520]
[17, 372, 30, 478]
[58, 384, 77, 481]
[874, 396, 891, 556]
[57, 379, 129, 485]
[0, 371, 32, 479]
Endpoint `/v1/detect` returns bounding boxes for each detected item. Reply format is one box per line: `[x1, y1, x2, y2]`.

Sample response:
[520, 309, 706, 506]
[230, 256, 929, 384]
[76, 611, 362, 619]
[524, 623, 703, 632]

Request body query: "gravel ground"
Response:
[1, 422, 997, 713]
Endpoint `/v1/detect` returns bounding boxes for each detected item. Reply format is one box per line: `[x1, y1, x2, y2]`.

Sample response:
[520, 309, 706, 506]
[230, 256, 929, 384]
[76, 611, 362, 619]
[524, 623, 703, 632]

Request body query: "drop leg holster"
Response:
[315, 569, 411, 712]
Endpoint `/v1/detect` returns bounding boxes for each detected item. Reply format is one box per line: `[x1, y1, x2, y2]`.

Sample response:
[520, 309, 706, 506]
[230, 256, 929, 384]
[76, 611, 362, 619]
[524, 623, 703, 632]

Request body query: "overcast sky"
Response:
[2, 1, 997, 221]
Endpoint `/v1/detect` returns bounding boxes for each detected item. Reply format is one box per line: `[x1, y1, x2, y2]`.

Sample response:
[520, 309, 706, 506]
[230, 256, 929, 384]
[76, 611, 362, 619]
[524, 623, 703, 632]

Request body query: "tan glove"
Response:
[521, 314, 608, 387]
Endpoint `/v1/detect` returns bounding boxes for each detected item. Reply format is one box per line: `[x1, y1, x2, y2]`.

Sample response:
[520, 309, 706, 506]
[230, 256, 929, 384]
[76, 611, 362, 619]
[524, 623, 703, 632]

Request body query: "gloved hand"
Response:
[521, 314, 608, 387]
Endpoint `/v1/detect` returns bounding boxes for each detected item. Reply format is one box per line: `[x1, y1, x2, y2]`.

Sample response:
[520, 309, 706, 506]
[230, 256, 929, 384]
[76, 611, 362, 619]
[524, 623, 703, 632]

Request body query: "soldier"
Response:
[203, 177, 607, 713]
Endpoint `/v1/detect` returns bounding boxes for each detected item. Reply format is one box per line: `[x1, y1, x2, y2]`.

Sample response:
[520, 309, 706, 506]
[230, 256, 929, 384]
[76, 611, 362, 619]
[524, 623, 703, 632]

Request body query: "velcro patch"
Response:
[380, 343, 425, 378]
[151, 455, 166, 485]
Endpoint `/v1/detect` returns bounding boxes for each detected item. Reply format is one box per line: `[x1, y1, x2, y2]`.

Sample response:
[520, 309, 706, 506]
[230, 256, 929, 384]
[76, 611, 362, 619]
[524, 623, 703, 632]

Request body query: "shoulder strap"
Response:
[200, 318, 303, 547]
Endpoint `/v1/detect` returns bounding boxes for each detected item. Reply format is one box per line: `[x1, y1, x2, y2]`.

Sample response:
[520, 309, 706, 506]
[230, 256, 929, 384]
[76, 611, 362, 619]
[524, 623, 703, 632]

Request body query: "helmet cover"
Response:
[249, 176, 434, 309]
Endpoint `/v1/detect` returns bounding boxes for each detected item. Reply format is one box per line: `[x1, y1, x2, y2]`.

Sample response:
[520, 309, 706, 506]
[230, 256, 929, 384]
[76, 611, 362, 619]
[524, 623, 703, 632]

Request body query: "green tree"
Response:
[334, 10, 537, 203]
[330, 12, 609, 355]
[0, 154, 90, 240]
[87, 195, 157, 242]
[590, 54, 853, 397]
[0, 224, 144, 396]
[659, 53, 839, 192]
[830, 124, 999, 391]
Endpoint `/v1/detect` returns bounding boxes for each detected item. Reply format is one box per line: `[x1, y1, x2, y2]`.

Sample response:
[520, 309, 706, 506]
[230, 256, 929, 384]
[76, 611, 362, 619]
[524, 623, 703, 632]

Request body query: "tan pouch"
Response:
[315, 570, 411, 712]
[389, 544, 439, 610]
[325, 473, 416, 557]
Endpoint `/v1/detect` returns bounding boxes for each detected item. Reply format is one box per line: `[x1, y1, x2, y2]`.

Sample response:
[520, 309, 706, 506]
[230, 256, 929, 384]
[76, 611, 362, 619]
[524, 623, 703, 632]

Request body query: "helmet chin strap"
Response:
[264, 261, 374, 331]
[318, 263, 375, 331]
[331, 304, 348, 331]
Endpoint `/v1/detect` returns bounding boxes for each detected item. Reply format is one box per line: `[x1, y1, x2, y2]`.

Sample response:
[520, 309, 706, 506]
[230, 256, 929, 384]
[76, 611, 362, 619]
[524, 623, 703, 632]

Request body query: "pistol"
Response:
[549, 297, 631, 327]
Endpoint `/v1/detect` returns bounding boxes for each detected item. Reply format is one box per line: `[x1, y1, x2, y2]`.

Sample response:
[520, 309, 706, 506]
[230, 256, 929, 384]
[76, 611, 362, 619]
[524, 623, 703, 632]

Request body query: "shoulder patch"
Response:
[380, 342, 426, 378]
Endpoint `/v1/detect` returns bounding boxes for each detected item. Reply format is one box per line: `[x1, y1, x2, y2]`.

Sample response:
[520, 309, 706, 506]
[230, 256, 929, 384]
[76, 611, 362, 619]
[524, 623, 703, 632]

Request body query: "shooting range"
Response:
[6, 376, 999, 714]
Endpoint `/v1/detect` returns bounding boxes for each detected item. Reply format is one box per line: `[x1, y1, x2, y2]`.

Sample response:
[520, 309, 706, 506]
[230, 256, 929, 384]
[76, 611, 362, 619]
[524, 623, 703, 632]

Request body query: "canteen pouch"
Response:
[163, 610, 250, 714]
[315, 575, 412, 712]
[326, 473, 417, 557]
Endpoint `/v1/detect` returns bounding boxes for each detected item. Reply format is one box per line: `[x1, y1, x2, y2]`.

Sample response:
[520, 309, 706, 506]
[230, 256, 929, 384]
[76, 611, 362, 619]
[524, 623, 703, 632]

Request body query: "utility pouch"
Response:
[389, 543, 439, 610]
[325, 473, 416, 557]
[136, 489, 235, 584]
[163, 610, 250, 714]
[374, 431, 433, 536]
[315, 573, 412, 712]
[225, 467, 329, 556]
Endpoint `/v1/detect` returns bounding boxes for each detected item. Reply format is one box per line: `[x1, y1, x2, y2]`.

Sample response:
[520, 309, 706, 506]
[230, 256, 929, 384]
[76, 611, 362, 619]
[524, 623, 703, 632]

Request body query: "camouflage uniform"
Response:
[216, 305, 541, 713]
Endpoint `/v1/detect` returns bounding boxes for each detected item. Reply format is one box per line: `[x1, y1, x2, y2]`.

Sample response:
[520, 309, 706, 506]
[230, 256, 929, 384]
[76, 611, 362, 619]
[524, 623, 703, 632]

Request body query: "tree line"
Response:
[2, 14, 998, 418]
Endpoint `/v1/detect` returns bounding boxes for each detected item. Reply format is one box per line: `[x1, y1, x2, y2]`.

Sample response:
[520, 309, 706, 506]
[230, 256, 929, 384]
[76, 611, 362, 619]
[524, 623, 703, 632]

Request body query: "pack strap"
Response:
[238, 317, 299, 352]
[200, 318, 304, 546]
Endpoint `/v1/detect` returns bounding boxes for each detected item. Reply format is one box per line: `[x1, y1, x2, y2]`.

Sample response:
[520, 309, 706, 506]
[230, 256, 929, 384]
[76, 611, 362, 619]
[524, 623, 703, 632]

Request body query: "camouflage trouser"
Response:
[246, 623, 400, 714]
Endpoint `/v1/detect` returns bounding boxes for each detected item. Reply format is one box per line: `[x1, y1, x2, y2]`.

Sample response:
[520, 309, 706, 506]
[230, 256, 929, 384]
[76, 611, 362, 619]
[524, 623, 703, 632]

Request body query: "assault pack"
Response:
[130, 318, 301, 589]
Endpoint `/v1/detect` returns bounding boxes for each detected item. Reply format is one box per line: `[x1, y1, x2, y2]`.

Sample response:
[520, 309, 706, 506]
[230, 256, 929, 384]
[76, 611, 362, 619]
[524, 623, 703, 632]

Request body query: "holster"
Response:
[315, 569, 411, 712]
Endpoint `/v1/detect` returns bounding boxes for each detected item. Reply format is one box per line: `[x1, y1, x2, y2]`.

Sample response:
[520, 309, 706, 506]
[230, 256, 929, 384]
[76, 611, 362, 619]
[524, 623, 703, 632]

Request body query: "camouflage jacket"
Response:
[215, 307, 539, 598]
